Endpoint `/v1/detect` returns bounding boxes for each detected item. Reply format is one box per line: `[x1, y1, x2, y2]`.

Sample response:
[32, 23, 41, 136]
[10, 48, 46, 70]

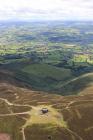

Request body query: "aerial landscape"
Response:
[0, 0, 93, 140]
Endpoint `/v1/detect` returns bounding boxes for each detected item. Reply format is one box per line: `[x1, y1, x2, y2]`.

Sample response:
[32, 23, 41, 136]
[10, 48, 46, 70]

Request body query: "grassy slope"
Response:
[17, 63, 93, 95]
[54, 72, 93, 95]
[4, 61, 93, 95]
[20, 63, 73, 92]
[3, 61, 74, 93]
[23, 63, 72, 81]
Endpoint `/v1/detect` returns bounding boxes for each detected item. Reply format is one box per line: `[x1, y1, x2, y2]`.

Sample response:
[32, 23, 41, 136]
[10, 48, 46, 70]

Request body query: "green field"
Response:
[23, 63, 72, 81]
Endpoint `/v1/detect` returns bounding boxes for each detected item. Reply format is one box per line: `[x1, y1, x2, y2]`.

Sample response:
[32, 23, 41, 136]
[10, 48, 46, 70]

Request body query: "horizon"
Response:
[0, 19, 93, 23]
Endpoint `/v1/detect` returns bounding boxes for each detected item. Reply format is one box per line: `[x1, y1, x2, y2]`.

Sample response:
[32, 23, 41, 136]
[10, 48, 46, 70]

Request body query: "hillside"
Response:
[2, 62, 74, 93]
[4, 61, 93, 96]
[0, 70, 93, 140]
[2, 61, 93, 96]
[54, 72, 93, 95]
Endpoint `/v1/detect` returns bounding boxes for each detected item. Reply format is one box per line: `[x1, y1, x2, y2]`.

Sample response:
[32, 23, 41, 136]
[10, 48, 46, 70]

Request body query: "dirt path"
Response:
[59, 72, 93, 88]
[0, 98, 84, 140]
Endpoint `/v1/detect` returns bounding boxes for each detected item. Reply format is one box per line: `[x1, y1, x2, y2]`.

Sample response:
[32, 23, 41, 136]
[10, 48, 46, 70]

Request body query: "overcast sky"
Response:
[0, 0, 93, 21]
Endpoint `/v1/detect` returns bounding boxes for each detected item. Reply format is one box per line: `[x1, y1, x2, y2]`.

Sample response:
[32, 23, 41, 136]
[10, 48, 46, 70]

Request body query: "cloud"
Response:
[0, 0, 93, 20]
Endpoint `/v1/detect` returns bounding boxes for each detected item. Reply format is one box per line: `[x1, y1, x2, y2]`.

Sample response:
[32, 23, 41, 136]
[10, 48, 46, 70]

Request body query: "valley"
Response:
[1, 21, 93, 95]
[0, 21, 93, 140]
